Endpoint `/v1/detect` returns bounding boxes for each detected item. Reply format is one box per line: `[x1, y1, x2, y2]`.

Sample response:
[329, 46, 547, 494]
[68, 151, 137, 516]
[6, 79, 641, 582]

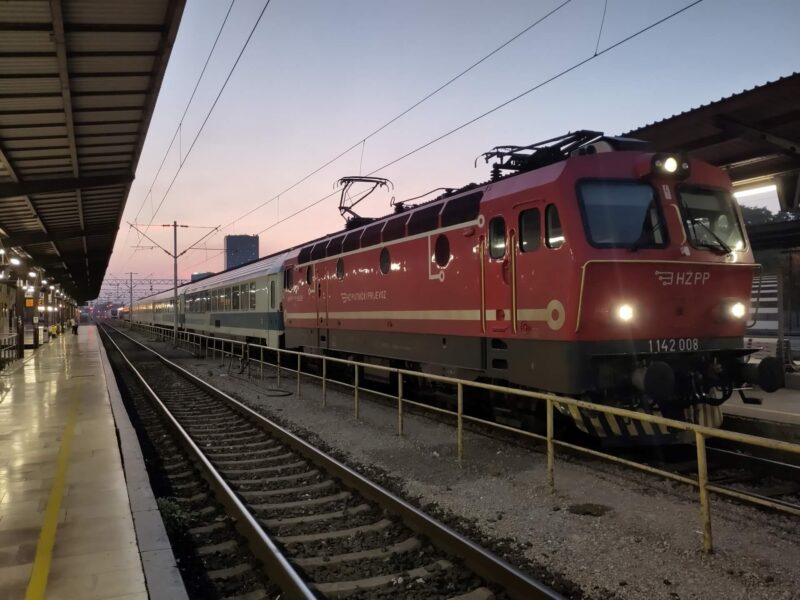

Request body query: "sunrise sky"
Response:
[104, 0, 800, 286]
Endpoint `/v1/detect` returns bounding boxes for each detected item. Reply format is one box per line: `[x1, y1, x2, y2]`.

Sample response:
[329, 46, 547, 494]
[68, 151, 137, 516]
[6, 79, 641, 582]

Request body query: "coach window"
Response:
[232, 286, 240, 310]
[336, 257, 345, 280]
[270, 280, 276, 309]
[240, 284, 248, 310]
[225, 287, 232, 311]
[379, 247, 390, 274]
[212, 290, 219, 312]
[488, 216, 506, 259]
[306, 265, 314, 285]
[546, 205, 565, 249]
[434, 234, 450, 267]
[250, 282, 256, 309]
[519, 208, 541, 252]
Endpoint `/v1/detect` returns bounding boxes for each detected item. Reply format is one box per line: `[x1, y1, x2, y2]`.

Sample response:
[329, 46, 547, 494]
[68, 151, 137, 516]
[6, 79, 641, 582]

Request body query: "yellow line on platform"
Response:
[24, 383, 81, 600]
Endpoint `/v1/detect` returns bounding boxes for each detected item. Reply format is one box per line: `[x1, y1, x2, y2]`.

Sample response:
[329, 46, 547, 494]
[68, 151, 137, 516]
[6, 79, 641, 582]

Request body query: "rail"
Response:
[131, 321, 800, 553]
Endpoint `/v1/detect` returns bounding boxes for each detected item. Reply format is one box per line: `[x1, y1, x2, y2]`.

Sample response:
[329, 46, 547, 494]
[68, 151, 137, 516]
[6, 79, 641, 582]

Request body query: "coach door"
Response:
[316, 269, 330, 349]
[484, 214, 514, 334]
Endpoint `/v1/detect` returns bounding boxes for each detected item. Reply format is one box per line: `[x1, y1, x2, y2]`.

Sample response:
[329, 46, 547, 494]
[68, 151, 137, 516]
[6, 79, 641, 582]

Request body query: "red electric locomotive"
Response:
[282, 131, 781, 441]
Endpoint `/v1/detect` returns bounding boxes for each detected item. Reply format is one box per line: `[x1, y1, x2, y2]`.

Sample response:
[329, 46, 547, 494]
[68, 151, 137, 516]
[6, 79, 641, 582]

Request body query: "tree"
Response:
[739, 205, 796, 226]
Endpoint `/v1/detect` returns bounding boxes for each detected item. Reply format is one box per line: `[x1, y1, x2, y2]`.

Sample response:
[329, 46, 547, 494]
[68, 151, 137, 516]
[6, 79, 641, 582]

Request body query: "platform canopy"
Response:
[0, 0, 185, 301]
[625, 73, 800, 212]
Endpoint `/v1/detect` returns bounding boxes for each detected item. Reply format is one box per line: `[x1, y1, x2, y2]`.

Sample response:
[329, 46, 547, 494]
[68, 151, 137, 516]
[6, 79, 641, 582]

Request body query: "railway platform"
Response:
[0, 325, 185, 600]
[722, 383, 800, 451]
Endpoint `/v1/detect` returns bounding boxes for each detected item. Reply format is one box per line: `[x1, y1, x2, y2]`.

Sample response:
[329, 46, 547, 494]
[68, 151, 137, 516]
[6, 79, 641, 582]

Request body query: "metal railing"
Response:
[131, 321, 800, 553]
[0, 334, 19, 372]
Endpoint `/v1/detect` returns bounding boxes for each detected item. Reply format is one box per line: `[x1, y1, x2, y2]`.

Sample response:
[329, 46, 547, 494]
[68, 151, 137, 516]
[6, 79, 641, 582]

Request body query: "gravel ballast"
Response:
[130, 330, 800, 600]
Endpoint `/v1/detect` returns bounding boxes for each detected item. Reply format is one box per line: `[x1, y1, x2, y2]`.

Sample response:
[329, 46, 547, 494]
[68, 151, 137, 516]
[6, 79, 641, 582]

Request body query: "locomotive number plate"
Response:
[648, 337, 699, 353]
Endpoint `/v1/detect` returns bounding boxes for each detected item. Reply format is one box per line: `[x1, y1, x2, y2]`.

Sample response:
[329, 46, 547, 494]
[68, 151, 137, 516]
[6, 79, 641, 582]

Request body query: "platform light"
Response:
[733, 184, 776, 199]
[28, 271, 36, 278]
[10, 257, 20, 266]
[729, 302, 746, 319]
[617, 304, 635, 322]
[0, 248, 4, 255]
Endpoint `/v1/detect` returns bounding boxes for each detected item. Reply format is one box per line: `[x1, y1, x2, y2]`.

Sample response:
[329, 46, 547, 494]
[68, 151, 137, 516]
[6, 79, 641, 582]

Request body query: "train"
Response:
[132, 131, 783, 443]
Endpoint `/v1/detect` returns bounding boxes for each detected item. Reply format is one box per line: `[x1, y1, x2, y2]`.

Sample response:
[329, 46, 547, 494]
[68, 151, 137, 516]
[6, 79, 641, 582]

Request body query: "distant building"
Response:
[190, 272, 215, 282]
[224, 235, 259, 270]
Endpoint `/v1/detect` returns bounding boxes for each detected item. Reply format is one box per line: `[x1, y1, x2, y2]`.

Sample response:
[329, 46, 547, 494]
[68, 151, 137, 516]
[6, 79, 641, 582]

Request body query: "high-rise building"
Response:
[190, 272, 214, 282]
[224, 235, 259, 270]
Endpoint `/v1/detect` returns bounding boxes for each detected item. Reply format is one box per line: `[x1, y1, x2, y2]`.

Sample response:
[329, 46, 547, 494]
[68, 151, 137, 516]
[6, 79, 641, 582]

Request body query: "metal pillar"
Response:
[173, 221, 178, 344]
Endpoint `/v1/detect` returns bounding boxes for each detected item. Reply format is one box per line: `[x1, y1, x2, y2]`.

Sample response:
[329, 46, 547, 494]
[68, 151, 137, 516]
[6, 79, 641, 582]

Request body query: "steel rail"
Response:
[99, 326, 317, 600]
[131, 320, 800, 552]
[103, 322, 561, 600]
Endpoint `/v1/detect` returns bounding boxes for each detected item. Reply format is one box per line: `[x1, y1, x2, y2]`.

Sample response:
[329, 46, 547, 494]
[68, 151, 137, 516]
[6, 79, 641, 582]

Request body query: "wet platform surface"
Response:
[0, 326, 146, 600]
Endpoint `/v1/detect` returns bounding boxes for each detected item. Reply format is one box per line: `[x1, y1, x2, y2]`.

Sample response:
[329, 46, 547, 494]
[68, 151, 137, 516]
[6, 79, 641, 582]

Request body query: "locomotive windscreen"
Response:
[577, 181, 667, 249]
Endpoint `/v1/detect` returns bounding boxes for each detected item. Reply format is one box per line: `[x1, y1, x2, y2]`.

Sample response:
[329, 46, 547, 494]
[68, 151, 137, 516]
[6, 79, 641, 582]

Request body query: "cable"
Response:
[594, 0, 609, 56]
[250, 0, 704, 239]
[143, 0, 273, 235]
[132, 0, 236, 226]
[118, 0, 236, 270]
[211, 0, 574, 233]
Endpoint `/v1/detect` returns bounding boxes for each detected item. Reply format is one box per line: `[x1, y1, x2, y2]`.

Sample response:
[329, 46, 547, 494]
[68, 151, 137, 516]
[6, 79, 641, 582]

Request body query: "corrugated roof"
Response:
[624, 73, 800, 197]
[0, 0, 185, 302]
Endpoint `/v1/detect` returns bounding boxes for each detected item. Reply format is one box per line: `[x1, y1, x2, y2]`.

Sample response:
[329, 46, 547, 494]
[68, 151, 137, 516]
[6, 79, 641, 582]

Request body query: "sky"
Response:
[104, 0, 800, 285]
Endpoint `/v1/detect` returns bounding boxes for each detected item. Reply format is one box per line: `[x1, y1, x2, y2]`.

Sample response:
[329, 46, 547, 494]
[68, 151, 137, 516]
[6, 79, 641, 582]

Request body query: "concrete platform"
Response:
[0, 325, 185, 599]
[723, 387, 800, 426]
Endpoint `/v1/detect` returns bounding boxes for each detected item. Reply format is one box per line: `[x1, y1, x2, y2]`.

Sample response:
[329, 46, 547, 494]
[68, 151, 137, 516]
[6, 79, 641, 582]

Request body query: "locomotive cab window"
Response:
[577, 181, 666, 248]
[336, 257, 345, 280]
[306, 265, 314, 285]
[283, 267, 293, 290]
[678, 186, 745, 253]
[545, 205, 565, 249]
[519, 208, 541, 252]
[488, 216, 506, 259]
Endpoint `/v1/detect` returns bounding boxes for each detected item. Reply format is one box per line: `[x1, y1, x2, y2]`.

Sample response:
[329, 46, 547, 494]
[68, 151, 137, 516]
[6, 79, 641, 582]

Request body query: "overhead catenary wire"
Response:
[142, 0, 273, 237]
[118, 0, 237, 268]
[248, 0, 704, 240]
[184, 1, 576, 269]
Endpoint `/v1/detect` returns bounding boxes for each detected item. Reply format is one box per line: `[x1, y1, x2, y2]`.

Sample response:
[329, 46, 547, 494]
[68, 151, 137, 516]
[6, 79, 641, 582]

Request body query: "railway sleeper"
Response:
[249, 490, 351, 511]
[213, 454, 300, 470]
[197, 539, 239, 557]
[313, 559, 452, 598]
[215, 458, 311, 475]
[293, 536, 421, 568]
[205, 446, 287, 460]
[276, 517, 393, 544]
[239, 479, 336, 500]
[207, 562, 255, 581]
[226, 469, 320, 487]
[262, 503, 372, 528]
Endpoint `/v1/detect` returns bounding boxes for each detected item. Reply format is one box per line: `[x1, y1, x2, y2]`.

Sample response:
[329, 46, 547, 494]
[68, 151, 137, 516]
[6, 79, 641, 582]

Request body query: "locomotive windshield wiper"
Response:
[687, 217, 731, 254]
[628, 214, 663, 252]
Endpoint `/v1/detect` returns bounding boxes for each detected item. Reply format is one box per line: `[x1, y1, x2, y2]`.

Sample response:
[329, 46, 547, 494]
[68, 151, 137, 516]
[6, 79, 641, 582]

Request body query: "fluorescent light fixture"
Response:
[10, 257, 20, 266]
[28, 271, 36, 278]
[733, 184, 777, 199]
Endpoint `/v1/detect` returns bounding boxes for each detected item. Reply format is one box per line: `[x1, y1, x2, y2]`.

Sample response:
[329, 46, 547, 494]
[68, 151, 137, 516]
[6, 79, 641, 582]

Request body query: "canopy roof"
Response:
[0, 0, 185, 301]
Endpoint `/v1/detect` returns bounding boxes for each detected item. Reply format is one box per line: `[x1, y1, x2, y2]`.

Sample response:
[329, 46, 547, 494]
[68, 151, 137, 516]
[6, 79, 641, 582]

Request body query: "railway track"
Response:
[100, 323, 560, 600]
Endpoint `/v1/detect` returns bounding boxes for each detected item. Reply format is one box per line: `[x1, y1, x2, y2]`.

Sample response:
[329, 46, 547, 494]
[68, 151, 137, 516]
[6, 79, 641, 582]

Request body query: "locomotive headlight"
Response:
[729, 302, 746, 319]
[617, 304, 635, 322]
[663, 156, 678, 173]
